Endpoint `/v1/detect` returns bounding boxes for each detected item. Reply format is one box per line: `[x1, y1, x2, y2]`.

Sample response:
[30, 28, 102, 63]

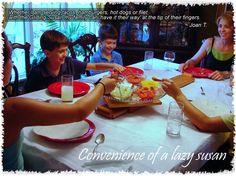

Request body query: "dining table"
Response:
[21, 59, 233, 173]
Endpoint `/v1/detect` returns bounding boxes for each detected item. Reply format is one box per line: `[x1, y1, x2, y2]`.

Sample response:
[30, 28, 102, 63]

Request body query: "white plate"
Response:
[33, 121, 89, 140]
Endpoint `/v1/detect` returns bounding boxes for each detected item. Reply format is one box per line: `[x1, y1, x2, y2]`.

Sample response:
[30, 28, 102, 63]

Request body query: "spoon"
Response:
[92, 133, 105, 153]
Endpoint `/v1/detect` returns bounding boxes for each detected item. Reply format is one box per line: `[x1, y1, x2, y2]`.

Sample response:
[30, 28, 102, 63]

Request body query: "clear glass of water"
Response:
[164, 51, 175, 71]
[227, 66, 234, 96]
[224, 65, 234, 96]
[144, 51, 154, 70]
[225, 75, 234, 96]
[166, 101, 184, 137]
[61, 75, 74, 102]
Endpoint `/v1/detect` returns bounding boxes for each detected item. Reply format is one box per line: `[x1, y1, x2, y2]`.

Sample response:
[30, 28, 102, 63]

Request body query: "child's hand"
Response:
[99, 77, 118, 94]
[112, 63, 125, 73]
[110, 71, 119, 80]
[110, 69, 125, 82]
[161, 79, 183, 99]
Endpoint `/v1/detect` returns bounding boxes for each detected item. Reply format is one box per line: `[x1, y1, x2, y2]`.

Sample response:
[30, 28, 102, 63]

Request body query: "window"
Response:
[158, 5, 190, 47]
[5, 2, 99, 80]
[119, 21, 150, 45]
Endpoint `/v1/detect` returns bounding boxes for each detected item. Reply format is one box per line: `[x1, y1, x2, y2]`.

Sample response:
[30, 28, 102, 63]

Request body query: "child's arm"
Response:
[3, 77, 117, 147]
[86, 63, 125, 73]
[161, 79, 231, 132]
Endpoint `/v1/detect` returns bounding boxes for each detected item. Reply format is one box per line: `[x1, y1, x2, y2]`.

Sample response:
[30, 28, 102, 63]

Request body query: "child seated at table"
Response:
[24, 29, 124, 93]
[90, 24, 123, 76]
[2, 31, 118, 171]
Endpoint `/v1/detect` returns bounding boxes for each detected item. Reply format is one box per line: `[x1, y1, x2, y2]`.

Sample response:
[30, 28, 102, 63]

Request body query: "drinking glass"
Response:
[164, 51, 175, 71]
[224, 65, 234, 96]
[226, 72, 234, 96]
[166, 101, 184, 137]
[61, 75, 73, 102]
[144, 51, 154, 70]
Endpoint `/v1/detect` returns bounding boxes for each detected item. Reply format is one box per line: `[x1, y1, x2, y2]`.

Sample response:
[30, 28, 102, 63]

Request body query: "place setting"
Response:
[32, 75, 96, 144]
[35, 74, 93, 105]
[33, 119, 96, 143]
[183, 67, 214, 78]
[48, 75, 91, 101]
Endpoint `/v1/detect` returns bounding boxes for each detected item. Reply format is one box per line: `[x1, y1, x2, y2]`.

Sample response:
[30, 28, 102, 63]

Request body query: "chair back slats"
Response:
[3, 42, 31, 97]
[12, 42, 31, 77]
[3, 64, 19, 97]
[68, 33, 98, 77]
[12, 64, 19, 96]
[69, 33, 97, 62]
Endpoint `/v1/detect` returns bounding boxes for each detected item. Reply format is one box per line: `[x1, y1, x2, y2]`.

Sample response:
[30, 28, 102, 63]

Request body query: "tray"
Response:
[95, 104, 142, 119]
[170, 73, 195, 88]
[104, 96, 162, 108]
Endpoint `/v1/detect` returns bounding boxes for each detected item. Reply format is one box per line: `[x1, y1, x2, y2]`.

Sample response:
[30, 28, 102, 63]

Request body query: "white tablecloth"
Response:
[21, 59, 232, 172]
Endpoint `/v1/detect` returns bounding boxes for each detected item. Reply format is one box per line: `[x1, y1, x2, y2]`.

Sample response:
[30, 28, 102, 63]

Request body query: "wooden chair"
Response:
[3, 64, 19, 98]
[68, 33, 98, 76]
[12, 42, 31, 77]
[3, 42, 31, 97]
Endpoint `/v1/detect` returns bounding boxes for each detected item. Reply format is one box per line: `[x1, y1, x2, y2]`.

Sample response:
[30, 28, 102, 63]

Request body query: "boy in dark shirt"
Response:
[24, 30, 124, 93]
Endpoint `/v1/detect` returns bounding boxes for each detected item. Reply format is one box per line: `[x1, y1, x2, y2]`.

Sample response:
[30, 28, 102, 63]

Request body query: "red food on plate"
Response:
[135, 87, 156, 100]
[126, 74, 145, 84]
[48, 81, 90, 97]
[121, 66, 144, 76]
[184, 67, 214, 78]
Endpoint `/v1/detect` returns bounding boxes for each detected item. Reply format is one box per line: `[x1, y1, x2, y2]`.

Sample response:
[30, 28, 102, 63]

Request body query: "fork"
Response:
[200, 87, 205, 95]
